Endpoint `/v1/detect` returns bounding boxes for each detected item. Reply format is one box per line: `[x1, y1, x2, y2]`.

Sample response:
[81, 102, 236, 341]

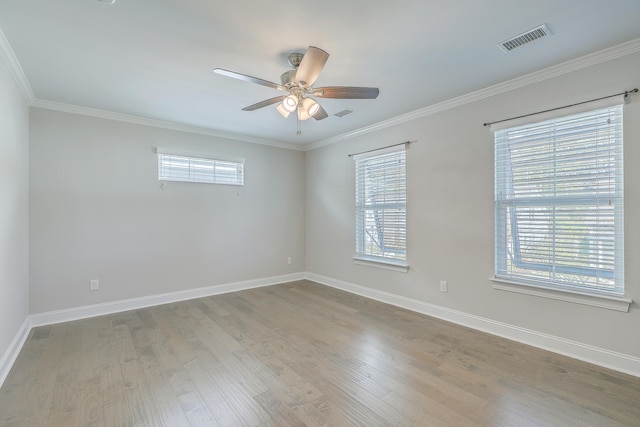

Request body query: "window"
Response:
[494, 105, 624, 297]
[157, 150, 244, 186]
[354, 146, 407, 267]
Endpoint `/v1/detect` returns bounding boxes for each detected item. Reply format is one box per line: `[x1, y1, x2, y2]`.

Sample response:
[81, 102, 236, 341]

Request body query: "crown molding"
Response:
[305, 37, 640, 152]
[30, 98, 305, 151]
[0, 24, 299, 151]
[4, 19, 639, 154]
[0, 27, 34, 104]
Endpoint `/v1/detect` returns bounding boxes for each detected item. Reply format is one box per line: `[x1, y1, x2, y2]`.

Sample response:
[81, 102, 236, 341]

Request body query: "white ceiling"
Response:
[2, 0, 640, 146]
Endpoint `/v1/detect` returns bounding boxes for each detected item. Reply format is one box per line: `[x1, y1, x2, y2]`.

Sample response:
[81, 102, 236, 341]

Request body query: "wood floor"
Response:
[1, 280, 639, 426]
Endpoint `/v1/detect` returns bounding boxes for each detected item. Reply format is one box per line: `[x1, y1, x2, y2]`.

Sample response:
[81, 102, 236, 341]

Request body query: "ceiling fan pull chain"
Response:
[297, 116, 302, 135]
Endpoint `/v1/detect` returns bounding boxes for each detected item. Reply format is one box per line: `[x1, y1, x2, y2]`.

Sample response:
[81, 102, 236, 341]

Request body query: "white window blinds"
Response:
[157, 151, 244, 186]
[355, 146, 407, 262]
[494, 105, 624, 296]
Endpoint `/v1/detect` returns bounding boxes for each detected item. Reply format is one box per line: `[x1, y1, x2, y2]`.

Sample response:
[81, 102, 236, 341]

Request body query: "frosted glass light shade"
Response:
[283, 95, 298, 112]
[276, 103, 291, 118]
[298, 98, 320, 120]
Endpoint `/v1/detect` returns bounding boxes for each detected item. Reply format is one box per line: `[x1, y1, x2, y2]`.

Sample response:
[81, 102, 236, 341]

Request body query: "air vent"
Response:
[334, 109, 354, 118]
[499, 24, 552, 52]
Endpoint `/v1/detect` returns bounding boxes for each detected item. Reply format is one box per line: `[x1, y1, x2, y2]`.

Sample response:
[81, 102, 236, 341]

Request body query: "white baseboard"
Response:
[1, 272, 305, 388]
[30, 272, 305, 328]
[4, 271, 637, 389]
[305, 272, 640, 378]
[0, 317, 31, 388]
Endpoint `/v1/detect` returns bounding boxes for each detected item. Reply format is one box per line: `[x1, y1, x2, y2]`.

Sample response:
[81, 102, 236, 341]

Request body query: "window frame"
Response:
[353, 145, 408, 272]
[492, 104, 629, 309]
[157, 149, 244, 186]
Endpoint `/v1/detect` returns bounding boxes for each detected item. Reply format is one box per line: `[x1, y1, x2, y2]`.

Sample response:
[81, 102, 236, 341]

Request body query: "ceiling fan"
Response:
[213, 46, 379, 134]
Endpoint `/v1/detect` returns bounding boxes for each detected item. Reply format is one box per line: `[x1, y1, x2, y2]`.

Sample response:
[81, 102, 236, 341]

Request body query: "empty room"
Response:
[1, 1, 640, 426]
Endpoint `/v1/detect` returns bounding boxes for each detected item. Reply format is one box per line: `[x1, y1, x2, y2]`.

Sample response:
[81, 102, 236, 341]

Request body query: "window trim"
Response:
[490, 277, 631, 312]
[493, 103, 625, 300]
[156, 148, 244, 186]
[353, 256, 409, 273]
[353, 145, 408, 270]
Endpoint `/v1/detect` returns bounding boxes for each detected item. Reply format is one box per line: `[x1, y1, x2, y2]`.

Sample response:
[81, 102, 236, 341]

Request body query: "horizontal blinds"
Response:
[355, 148, 407, 261]
[495, 105, 623, 295]
[158, 153, 244, 186]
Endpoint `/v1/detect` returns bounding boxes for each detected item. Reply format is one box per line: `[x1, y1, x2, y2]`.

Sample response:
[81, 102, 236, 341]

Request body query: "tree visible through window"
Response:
[355, 147, 407, 262]
[494, 105, 624, 296]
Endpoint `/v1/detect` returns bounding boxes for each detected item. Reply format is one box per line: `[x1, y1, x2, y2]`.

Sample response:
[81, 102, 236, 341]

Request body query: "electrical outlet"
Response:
[287, 256, 292, 265]
[439, 280, 448, 293]
[90, 279, 99, 291]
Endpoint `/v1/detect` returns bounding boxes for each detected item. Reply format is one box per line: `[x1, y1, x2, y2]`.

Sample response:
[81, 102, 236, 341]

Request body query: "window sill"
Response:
[490, 277, 632, 312]
[353, 257, 409, 273]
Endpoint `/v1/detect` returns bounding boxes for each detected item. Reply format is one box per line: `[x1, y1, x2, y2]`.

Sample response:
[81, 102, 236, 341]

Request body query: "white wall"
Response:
[306, 52, 640, 360]
[29, 109, 305, 313]
[0, 54, 29, 362]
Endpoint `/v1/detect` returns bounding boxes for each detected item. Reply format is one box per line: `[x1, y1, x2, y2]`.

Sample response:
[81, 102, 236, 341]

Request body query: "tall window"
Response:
[354, 146, 407, 264]
[494, 105, 624, 296]
[157, 150, 244, 186]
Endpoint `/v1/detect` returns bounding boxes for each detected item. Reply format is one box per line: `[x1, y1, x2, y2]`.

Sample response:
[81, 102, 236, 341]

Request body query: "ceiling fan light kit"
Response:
[213, 46, 379, 134]
[305, 98, 320, 116]
[276, 103, 291, 118]
[298, 98, 320, 121]
[282, 94, 298, 112]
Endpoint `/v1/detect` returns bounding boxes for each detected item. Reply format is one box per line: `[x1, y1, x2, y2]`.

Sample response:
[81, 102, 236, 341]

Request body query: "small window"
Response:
[354, 146, 407, 265]
[494, 105, 624, 296]
[157, 151, 244, 186]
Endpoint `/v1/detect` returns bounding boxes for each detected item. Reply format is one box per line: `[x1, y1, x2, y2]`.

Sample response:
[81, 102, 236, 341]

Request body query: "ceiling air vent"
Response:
[499, 24, 552, 52]
[334, 109, 354, 118]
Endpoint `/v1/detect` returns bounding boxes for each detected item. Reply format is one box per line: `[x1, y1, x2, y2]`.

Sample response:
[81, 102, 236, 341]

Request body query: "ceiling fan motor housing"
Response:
[280, 70, 297, 86]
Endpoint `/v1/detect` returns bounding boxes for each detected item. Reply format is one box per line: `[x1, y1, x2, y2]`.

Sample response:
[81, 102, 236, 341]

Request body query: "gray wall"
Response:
[29, 109, 305, 313]
[0, 55, 29, 359]
[305, 52, 640, 359]
[12, 42, 640, 374]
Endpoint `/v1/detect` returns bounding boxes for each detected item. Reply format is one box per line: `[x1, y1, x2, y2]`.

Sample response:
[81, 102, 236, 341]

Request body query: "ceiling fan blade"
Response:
[213, 68, 284, 91]
[313, 104, 328, 120]
[242, 96, 286, 111]
[295, 46, 329, 88]
[312, 86, 379, 99]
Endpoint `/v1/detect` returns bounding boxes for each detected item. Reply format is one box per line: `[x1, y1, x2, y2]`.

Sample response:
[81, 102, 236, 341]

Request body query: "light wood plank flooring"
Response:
[1, 280, 639, 426]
